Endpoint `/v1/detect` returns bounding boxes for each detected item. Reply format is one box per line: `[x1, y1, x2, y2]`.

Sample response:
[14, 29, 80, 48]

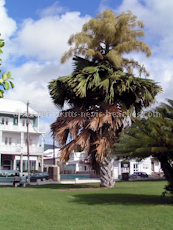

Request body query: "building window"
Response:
[16, 160, 20, 171]
[30, 161, 36, 170]
[21, 160, 36, 171]
[5, 137, 8, 145]
[6, 118, 9, 125]
[133, 164, 138, 172]
[22, 119, 27, 126]
[23, 160, 27, 171]
[2, 118, 9, 125]
[14, 118, 18, 124]
[3, 160, 11, 170]
[5, 137, 12, 145]
[9, 137, 12, 145]
[30, 139, 32, 146]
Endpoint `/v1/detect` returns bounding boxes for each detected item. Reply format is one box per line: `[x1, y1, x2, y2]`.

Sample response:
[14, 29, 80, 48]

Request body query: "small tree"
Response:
[0, 35, 14, 97]
[114, 99, 173, 194]
[49, 10, 161, 187]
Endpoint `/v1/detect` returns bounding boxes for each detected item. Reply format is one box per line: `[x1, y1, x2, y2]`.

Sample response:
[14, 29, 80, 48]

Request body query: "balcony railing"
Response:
[69, 156, 87, 162]
[0, 125, 39, 133]
[0, 145, 43, 154]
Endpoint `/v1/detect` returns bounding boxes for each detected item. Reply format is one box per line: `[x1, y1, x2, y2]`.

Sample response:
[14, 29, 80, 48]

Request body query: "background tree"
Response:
[114, 99, 173, 194]
[49, 10, 162, 187]
[0, 35, 14, 97]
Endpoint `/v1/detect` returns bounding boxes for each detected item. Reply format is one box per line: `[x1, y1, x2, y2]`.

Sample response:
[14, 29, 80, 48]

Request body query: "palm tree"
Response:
[114, 99, 173, 193]
[49, 10, 162, 187]
[49, 58, 161, 186]
[0, 35, 13, 97]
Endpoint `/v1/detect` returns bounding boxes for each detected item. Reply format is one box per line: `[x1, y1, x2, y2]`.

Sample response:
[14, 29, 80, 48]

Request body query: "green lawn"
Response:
[0, 181, 172, 230]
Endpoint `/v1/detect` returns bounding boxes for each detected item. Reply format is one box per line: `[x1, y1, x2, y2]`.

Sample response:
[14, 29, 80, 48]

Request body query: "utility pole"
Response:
[27, 101, 30, 184]
[53, 136, 55, 165]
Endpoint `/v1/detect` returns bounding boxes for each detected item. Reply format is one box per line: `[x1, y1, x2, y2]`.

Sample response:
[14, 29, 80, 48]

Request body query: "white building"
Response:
[0, 99, 44, 173]
[44, 148, 61, 165]
[44, 148, 162, 179]
[113, 157, 162, 179]
[44, 150, 93, 174]
[66, 151, 92, 172]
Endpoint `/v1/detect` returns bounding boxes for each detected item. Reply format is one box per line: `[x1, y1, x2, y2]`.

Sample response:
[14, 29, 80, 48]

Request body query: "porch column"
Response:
[20, 154, 23, 175]
[13, 159, 16, 170]
[0, 131, 2, 167]
[41, 134, 44, 172]
[41, 155, 44, 172]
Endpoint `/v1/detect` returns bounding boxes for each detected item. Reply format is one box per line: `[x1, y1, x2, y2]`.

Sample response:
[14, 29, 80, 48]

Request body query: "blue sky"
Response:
[5, 0, 123, 20]
[1, 0, 173, 144]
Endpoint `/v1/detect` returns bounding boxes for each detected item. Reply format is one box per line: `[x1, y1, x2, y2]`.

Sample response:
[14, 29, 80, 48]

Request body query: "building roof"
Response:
[0, 99, 38, 116]
[44, 148, 61, 159]
[44, 144, 60, 151]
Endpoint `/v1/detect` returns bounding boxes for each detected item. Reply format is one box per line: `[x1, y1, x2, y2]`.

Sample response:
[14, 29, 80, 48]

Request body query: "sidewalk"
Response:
[29, 178, 101, 185]
[0, 178, 101, 186]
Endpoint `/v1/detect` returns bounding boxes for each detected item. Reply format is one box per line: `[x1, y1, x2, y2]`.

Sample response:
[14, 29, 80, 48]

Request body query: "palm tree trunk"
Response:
[100, 157, 115, 188]
[159, 155, 173, 193]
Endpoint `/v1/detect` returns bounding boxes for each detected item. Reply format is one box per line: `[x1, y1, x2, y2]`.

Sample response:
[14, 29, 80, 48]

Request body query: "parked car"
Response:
[26, 172, 49, 181]
[0, 170, 27, 187]
[129, 172, 148, 179]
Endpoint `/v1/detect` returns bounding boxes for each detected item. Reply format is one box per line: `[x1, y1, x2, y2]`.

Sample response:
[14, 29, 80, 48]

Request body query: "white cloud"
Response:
[4, 59, 73, 111]
[37, 1, 68, 17]
[0, 0, 16, 65]
[39, 118, 54, 144]
[0, 0, 16, 38]
[39, 119, 51, 135]
[10, 12, 90, 61]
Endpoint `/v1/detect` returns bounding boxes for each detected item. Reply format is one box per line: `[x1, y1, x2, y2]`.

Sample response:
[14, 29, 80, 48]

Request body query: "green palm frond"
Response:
[72, 56, 93, 72]
[49, 59, 162, 112]
[114, 100, 173, 192]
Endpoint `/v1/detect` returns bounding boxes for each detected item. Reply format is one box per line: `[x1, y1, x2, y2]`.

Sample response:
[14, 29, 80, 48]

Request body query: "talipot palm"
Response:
[49, 10, 162, 187]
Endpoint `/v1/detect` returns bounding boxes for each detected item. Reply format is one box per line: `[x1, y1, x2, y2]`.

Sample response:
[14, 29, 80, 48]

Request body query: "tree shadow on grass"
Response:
[70, 193, 172, 205]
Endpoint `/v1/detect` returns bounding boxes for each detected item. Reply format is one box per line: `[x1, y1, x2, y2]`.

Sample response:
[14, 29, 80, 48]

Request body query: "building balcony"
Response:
[68, 157, 87, 162]
[0, 145, 43, 155]
[0, 124, 39, 133]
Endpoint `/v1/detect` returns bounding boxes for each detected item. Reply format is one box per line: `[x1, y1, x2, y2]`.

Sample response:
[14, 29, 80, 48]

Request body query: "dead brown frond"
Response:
[51, 103, 125, 172]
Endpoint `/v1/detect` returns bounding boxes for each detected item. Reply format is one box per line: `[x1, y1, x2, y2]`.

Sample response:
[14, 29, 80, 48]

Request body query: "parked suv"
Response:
[129, 172, 148, 179]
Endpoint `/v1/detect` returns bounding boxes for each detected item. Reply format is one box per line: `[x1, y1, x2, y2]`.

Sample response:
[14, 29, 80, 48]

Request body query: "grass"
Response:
[0, 180, 173, 230]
